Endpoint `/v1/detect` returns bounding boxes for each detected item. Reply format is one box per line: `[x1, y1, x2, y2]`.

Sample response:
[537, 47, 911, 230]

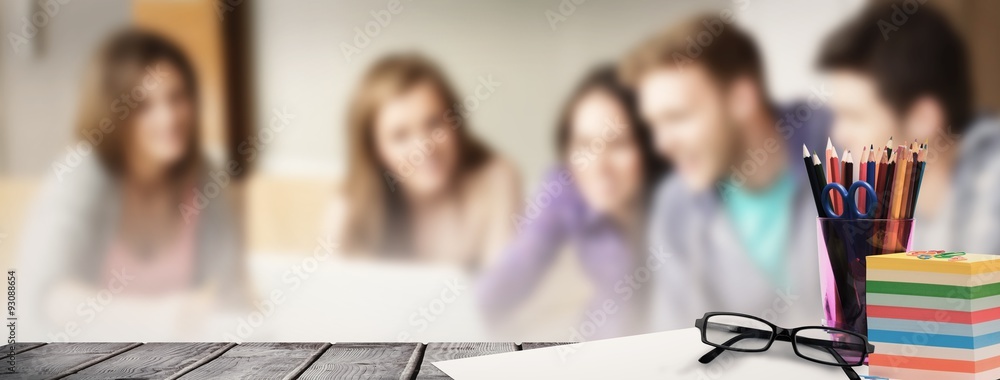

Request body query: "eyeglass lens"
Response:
[703, 314, 774, 350]
[793, 327, 867, 366]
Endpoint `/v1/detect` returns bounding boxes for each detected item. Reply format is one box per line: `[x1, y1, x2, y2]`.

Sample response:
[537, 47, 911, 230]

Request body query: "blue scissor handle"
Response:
[822, 181, 877, 219]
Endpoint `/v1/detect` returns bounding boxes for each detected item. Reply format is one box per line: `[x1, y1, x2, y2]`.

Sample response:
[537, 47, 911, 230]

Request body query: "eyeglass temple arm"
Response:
[824, 346, 861, 380]
[698, 328, 772, 364]
[795, 336, 870, 352]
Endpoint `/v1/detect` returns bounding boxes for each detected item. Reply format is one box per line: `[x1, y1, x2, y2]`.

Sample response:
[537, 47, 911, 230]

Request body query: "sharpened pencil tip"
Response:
[827, 137, 833, 149]
[803, 144, 810, 157]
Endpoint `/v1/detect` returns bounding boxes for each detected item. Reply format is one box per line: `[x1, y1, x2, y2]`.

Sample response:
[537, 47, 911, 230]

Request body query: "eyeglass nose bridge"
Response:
[773, 327, 793, 342]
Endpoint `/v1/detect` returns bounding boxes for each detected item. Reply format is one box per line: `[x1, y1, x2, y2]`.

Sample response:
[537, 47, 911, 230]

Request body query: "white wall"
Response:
[0, 0, 866, 183]
[0, 0, 130, 176]
[251, 0, 865, 188]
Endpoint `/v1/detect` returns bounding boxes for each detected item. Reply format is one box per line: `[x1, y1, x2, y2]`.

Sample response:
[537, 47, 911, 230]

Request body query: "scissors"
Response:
[822, 181, 877, 219]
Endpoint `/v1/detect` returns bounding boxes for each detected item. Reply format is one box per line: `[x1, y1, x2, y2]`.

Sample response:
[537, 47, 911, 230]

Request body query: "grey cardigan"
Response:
[19, 156, 247, 327]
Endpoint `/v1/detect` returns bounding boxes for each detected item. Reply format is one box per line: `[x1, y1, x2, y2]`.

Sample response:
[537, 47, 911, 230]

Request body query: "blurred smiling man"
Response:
[820, 3, 1000, 253]
[620, 15, 829, 330]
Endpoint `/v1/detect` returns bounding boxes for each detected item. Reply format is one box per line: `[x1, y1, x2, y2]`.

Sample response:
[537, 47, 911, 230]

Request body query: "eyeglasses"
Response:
[694, 312, 874, 380]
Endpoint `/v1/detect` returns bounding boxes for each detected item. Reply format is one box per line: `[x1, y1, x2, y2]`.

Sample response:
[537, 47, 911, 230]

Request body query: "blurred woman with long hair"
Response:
[21, 29, 246, 339]
[478, 66, 669, 338]
[327, 53, 520, 269]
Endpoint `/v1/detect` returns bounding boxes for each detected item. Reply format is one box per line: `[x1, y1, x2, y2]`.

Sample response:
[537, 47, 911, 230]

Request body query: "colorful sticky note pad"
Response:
[867, 252, 1000, 380]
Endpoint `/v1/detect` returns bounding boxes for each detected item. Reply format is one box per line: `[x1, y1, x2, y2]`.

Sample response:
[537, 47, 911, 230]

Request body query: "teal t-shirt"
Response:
[721, 171, 796, 286]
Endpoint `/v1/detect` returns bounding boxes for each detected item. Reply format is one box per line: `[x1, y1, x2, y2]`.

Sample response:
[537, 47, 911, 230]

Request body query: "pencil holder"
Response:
[816, 218, 915, 339]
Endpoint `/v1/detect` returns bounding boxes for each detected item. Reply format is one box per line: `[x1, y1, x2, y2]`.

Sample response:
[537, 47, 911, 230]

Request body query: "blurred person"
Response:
[20, 29, 247, 339]
[477, 66, 668, 339]
[820, 2, 1000, 253]
[327, 53, 520, 269]
[620, 15, 830, 330]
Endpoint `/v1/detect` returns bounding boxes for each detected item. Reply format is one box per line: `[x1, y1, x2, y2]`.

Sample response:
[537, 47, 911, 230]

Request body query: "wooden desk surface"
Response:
[0, 342, 567, 379]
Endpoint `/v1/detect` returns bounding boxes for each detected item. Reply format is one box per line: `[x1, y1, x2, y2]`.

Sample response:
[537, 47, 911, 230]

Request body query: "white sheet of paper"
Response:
[433, 328, 870, 380]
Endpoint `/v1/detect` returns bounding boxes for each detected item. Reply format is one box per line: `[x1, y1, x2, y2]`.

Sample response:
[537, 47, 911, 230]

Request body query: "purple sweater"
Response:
[477, 167, 646, 338]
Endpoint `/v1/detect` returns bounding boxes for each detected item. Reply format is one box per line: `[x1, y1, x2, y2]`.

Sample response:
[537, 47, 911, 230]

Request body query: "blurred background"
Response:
[1, 0, 998, 343]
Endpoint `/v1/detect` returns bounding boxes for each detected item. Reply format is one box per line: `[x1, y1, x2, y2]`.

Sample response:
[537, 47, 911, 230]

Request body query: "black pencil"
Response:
[880, 152, 897, 219]
[812, 152, 830, 218]
[909, 144, 927, 218]
[884, 136, 894, 161]
[842, 150, 854, 191]
[803, 145, 824, 216]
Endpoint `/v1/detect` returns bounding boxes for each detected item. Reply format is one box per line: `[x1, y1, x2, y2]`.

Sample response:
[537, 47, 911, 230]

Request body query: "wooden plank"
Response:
[177, 342, 328, 380]
[296, 343, 422, 380]
[64, 343, 233, 380]
[416, 343, 516, 380]
[0, 343, 46, 358]
[277, 343, 330, 380]
[521, 342, 569, 350]
[0, 342, 140, 380]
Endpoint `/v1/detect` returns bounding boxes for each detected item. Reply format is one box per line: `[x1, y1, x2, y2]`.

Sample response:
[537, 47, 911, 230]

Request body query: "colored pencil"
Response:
[874, 151, 889, 218]
[802, 137, 928, 227]
[811, 152, 827, 216]
[902, 142, 918, 218]
[909, 145, 927, 218]
[885, 136, 894, 161]
[803, 144, 824, 216]
[866, 147, 876, 214]
[843, 150, 853, 192]
[898, 149, 913, 219]
[872, 145, 882, 182]
[826, 138, 842, 215]
[858, 146, 869, 212]
[909, 143, 927, 218]
[890, 146, 907, 219]
[881, 152, 897, 219]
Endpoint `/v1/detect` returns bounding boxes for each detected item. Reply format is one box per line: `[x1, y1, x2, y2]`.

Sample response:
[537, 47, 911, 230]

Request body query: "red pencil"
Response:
[826, 138, 842, 215]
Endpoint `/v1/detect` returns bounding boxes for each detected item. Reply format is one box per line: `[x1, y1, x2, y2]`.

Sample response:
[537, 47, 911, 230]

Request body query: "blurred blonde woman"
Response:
[21, 29, 246, 339]
[327, 53, 520, 269]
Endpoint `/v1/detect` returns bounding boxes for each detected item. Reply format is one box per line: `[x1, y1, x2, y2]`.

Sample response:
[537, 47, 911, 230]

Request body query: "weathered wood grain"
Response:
[0, 343, 46, 358]
[0, 341, 565, 379]
[521, 342, 570, 350]
[415, 342, 516, 379]
[0, 342, 140, 380]
[176, 342, 328, 380]
[64, 342, 233, 380]
[296, 343, 422, 380]
[278, 343, 330, 380]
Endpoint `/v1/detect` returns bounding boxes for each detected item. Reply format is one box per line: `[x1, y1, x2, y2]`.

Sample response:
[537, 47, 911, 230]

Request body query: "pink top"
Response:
[100, 195, 199, 295]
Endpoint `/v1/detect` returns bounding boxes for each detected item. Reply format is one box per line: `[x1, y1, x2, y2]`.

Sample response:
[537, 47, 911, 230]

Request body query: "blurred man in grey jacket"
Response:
[620, 16, 830, 330]
[819, 3, 1000, 255]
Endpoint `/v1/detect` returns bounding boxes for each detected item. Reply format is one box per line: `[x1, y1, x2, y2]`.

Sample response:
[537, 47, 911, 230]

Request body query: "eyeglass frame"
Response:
[694, 311, 875, 368]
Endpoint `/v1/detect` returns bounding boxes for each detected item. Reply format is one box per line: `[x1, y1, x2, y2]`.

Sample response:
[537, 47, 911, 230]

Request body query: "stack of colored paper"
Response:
[866, 252, 1000, 380]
